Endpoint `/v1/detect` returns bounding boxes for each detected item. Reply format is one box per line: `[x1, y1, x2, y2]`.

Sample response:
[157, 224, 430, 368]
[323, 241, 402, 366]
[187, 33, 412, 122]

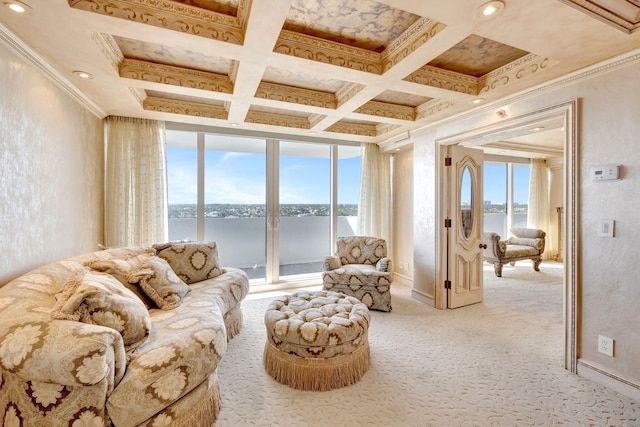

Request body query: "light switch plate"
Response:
[598, 219, 614, 237]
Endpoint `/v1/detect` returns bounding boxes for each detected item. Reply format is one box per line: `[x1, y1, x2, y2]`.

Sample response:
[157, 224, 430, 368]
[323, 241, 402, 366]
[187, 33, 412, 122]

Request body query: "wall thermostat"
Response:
[591, 164, 621, 181]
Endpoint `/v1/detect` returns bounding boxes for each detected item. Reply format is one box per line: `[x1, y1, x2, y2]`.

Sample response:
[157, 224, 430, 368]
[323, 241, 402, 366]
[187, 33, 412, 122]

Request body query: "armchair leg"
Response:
[533, 257, 542, 271]
[493, 262, 503, 277]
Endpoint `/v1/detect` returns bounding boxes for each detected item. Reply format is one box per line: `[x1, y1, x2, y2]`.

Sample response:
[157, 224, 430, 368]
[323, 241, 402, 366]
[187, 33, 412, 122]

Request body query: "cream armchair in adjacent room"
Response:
[322, 235, 393, 312]
[483, 227, 547, 277]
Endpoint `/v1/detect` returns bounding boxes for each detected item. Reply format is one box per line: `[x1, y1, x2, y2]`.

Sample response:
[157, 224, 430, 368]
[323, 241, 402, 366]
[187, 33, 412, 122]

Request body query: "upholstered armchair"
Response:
[483, 227, 546, 277]
[322, 236, 393, 312]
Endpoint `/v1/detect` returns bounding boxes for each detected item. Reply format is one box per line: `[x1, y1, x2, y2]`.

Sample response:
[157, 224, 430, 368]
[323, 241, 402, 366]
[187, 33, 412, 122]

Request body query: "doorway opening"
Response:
[436, 100, 578, 373]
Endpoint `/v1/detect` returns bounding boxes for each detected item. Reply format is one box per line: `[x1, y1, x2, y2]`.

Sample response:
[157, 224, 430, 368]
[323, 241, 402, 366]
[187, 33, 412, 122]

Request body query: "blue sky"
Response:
[167, 145, 528, 205]
[167, 147, 361, 205]
[483, 163, 530, 204]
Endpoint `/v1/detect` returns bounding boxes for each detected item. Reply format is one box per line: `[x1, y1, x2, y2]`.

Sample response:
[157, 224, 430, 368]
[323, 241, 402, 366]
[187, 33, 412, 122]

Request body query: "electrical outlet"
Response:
[598, 335, 614, 357]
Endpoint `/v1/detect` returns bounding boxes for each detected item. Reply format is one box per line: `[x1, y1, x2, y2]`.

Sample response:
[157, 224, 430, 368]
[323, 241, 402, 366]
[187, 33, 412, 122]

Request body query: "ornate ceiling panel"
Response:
[428, 35, 530, 78]
[283, 0, 420, 52]
[4, 0, 640, 146]
[114, 36, 232, 74]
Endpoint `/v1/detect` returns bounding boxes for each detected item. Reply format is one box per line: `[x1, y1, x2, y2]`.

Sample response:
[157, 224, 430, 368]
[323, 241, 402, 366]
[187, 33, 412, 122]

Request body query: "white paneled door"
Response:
[447, 146, 484, 308]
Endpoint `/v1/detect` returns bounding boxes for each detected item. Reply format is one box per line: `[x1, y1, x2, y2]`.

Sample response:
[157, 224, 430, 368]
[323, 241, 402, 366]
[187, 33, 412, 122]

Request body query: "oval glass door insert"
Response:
[461, 166, 473, 238]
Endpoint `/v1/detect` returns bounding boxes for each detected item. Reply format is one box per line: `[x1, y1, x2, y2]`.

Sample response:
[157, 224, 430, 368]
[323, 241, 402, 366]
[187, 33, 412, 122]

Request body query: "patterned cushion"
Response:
[336, 236, 387, 266]
[154, 241, 225, 284]
[135, 256, 190, 310]
[86, 254, 156, 308]
[51, 270, 152, 353]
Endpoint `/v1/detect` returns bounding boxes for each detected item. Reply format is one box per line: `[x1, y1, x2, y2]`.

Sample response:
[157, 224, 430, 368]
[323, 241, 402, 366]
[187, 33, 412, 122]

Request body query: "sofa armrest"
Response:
[323, 255, 341, 271]
[376, 257, 392, 272]
[0, 319, 126, 388]
[483, 232, 508, 259]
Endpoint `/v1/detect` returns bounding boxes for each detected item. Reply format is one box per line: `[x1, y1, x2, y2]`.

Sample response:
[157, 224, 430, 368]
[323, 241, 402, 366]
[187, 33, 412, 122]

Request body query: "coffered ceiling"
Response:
[2, 0, 640, 150]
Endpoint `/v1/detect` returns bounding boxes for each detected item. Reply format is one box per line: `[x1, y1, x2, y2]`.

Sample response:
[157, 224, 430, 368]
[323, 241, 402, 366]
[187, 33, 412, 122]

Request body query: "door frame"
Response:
[434, 100, 578, 373]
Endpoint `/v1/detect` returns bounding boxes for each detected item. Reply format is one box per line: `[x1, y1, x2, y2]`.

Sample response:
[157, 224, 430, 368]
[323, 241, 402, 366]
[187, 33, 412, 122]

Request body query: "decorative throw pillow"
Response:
[153, 241, 225, 284]
[86, 254, 156, 308]
[51, 270, 152, 353]
[133, 256, 190, 310]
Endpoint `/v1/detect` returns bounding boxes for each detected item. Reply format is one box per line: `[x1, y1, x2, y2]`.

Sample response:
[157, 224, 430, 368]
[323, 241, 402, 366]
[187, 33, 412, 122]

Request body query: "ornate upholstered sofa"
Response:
[483, 227, 546, 277]
[0, 242, 249, 427]
[322, 236, 393, 312]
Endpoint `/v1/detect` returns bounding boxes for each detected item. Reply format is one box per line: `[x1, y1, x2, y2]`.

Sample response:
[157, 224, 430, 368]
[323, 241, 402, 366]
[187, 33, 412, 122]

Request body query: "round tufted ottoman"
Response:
[263, 290, 371, 391]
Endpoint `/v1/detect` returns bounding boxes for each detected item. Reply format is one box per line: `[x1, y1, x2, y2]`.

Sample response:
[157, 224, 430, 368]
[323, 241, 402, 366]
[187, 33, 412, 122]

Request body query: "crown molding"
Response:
[0, 22, 107, 119]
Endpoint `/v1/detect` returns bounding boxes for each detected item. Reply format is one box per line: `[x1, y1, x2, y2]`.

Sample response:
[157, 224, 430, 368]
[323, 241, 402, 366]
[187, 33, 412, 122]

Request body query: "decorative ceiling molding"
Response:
[129, 87, 146, 107]
[354, 100, 416, 121]
[119, 58, 234, 93]
[478, 54, 556, 95]
[143, 96, 228, 120]
[0, 21, 106, 118]
[404, 65, 479, 95]
[308, 113, 327, 128]
[274, 29, 383, 74]
[376, 123, 402, 136]
[557, 0, 640, 33]
[336, 82, 367, 108]
[68, 0, 246, 44]
[415, 99, 456, 121]
[92, 33, 123, 72]
[382, 19, 447, 73]
[8, 0, 639, 144]
[245, 110, 311, 129]
[326, 121, 378, 137]
[404, 54, 555, 97]
[254, 82, 337, 109]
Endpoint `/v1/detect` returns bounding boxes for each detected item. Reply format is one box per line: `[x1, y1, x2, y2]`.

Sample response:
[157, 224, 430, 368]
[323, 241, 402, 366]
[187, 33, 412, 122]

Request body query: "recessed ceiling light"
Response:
[4, 1, 31, 13]
[531, 127, 545, 132]
[471, 98, 485, 105]
[73, 70, 94, 79]
[308, 131, 316, 135]
[476, 1, 504, 19]
[230, 123, 238, 127]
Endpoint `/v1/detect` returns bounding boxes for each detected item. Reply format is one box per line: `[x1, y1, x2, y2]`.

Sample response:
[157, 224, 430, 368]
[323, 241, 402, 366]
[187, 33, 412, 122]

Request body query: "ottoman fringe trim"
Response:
[225, 305, 243, 341]
[263, 340, 370, 391]
[173, 376, 221, 427]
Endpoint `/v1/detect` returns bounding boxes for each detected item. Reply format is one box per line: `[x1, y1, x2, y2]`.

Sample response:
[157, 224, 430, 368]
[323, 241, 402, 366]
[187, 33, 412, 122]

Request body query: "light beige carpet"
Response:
[216, 262, 639, 426]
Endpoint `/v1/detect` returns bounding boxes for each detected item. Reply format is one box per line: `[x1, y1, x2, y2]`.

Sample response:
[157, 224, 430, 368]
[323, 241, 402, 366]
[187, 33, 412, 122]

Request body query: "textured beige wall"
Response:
[412, 131, 438, 303]
[412, 59, 640, 388]
[0, 43, 104, 285]
[391, 148, 413, 285]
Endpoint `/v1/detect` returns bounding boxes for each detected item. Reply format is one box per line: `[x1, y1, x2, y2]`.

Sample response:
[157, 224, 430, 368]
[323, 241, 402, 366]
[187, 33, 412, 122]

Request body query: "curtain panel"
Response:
[105, 116, 168, 247]
[527, 158, 550, 259]
[358, 142, 391, 243]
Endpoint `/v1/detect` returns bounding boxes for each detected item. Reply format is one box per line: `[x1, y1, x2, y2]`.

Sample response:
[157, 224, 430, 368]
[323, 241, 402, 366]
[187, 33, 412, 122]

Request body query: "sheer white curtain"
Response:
[105, 116, 168, 247]
[358, 142, 391, 242]
[527, 158, 550, 259]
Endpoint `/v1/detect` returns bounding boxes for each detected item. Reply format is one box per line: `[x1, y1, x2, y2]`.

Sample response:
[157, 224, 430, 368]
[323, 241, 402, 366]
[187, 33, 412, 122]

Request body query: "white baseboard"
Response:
[410, 288, 433, 305]
[577, 360, 640, 402]
[393, 271, 413, 287]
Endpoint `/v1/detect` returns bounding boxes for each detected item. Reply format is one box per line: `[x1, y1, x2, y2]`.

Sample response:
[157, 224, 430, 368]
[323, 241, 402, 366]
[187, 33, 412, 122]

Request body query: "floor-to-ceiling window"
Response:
[166, 128, 360, 285]
[337, 145, 361, 236]
[204, 134, 267, 280]
[278, 141, 330, 277]
[484, 158, 530, 237]
[166, 131, 198, 241]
